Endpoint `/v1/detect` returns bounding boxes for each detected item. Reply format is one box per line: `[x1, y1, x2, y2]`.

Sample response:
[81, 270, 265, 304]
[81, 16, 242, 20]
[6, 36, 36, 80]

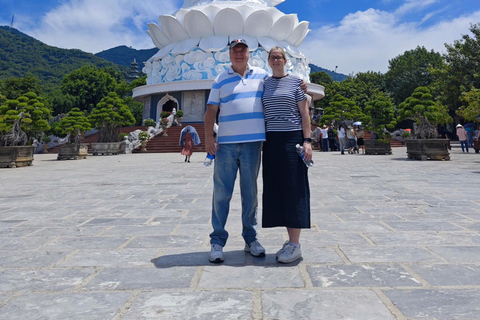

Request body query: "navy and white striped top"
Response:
[207, 65, 268, 144]
[262, 75, 307, 132]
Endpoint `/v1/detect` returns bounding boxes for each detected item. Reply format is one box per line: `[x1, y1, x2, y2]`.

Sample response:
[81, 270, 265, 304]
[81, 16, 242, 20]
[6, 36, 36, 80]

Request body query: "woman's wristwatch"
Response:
[303, 138, 312, 143]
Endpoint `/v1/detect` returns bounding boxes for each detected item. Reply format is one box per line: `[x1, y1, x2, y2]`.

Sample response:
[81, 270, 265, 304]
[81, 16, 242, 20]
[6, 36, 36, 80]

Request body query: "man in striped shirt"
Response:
[205, 39, 267, 263]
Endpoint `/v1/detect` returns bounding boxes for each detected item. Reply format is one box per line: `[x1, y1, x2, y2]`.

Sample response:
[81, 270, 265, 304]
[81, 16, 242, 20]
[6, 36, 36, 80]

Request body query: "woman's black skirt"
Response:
[262, 130, 311, 228]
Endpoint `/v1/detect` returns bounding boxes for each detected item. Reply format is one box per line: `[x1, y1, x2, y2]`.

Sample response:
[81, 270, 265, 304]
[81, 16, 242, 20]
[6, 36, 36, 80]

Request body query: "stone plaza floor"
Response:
[0, 145, 479, 319]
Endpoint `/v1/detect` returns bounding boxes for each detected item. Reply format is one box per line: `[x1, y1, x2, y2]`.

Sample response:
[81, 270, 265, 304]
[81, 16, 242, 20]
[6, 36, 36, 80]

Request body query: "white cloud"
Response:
[301, 8, 480, 74]
[21, 0, 179, 53]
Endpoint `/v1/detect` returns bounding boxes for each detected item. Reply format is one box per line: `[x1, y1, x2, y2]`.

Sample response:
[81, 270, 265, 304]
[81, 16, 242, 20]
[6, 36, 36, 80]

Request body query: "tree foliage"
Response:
[433, 24, 480, 114]
[457, 88, 480, 121]
[320, 94, 366, 126]
[385, 46, 443, 105]
[0, 76, 42, 100]
[54, 108, 92, 144]
[398, 87, 452, 138]
[363, 94, 397, 136]
[60, 66, 120, 113]
[0, 92, 51, 146]
[88, 92, 135, 142]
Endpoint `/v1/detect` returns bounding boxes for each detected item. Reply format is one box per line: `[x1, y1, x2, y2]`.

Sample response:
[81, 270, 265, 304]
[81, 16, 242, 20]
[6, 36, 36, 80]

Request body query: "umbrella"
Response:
[339, 120, 353, 127]
[464, 123, 475, 132]
[353, 121, 362, 126]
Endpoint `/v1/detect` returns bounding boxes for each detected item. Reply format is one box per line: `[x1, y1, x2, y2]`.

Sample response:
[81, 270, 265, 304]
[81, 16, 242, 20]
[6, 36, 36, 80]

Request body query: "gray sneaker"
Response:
[244, 240, 266, 257]
[277, 243, 302, 263]
[276, 240, 290, 258]
[209, 243, 224, 263]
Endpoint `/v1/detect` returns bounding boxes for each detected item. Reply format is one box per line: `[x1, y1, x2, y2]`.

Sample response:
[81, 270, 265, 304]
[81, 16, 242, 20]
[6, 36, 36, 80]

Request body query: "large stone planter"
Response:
[57, 143, 88, 160]
[0, 146, 34, 168]
[91, 142, 124, 156]
[364, 140, 392, 155]
[405, 139, 450, 161]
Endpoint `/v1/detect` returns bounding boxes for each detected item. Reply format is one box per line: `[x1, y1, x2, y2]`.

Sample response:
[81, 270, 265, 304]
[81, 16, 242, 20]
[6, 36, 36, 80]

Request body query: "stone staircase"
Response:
[133, 123, 206, 153]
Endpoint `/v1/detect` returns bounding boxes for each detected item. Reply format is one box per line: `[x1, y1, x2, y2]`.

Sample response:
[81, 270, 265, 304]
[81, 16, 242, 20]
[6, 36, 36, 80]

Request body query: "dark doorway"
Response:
[163, 100, 177, 113]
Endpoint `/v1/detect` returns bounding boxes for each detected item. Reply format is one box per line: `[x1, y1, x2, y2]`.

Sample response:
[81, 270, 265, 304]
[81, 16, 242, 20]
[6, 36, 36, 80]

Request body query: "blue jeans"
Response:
[467, 131, 473, 147]
[460, 140, 469, 152]
[210, 142, 262, 247]
[322, 138, 329, 152]
[339, 137, 346, 153]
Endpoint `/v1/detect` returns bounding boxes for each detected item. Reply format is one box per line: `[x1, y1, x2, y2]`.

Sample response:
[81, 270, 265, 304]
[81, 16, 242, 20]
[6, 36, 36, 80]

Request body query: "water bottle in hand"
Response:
[296, 144, 314, 167]
[204, 153, 215, 167]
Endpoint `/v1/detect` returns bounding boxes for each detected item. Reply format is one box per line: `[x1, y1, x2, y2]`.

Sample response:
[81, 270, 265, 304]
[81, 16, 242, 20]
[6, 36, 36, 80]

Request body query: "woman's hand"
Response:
[303, 142, 313, 161]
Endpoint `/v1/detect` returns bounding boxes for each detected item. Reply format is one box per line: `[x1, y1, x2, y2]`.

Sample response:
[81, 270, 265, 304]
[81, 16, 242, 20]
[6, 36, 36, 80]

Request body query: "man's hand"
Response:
[300, 79, 308, 93]
[303, 142, 313, 161]
[205, 135, 218, 155]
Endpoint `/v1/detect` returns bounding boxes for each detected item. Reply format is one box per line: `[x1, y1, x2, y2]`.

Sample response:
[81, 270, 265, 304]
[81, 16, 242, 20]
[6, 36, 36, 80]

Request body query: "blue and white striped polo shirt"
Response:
[207, 64, 268, 144]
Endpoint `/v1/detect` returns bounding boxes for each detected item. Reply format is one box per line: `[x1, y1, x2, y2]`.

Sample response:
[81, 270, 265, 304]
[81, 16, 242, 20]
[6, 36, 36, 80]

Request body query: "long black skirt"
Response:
[262, 130, 311, 228]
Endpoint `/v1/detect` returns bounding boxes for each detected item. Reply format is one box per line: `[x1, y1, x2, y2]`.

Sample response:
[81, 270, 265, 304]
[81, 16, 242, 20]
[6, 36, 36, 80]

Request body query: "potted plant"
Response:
[175, 110, 184, 125]
[143, 118, 155, 127]
[138, 131, 149, 152]
[55, 108, 92, 160]
[159, 117, 170, 136]
[398, 87, 452, 160]
[88, 92, 135, 156]
[0, 92, 51, 168]
[363, 94, 397, 155]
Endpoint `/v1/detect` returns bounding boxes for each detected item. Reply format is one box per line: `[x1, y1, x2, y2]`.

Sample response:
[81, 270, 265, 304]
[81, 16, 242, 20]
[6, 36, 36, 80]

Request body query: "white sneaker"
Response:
[277, 243, 302, 263]
[244, 240, 266, 257]
[276, 240, 290, 258]
[209, 244, 224, 263]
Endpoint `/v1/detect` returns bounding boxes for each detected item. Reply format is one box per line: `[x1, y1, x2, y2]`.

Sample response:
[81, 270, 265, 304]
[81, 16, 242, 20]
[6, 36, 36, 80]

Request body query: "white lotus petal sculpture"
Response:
[142, 0, 317, 86]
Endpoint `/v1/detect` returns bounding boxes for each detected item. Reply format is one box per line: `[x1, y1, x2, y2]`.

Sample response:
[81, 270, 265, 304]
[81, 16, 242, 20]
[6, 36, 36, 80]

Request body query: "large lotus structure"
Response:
[133, 0, 324, 123]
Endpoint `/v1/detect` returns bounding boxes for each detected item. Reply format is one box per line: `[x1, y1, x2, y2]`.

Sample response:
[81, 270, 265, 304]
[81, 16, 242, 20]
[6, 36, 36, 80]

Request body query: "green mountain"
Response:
[95, 46, 157, 68]
[0, 26, 127, 92]
[309, 64, 347, 81]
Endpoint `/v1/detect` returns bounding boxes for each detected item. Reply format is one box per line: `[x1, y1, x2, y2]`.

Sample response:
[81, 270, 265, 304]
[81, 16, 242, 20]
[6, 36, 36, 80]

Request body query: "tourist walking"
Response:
[179, 125, 200, 163]
[262, 46, 312, 264]
[338, 125, 346, 154]
[327, 125, 337, 151]
[204, 39, 268, 263]
[346, 125, 356, 154]
[320, 125, 329, 152]
[456, 124, 469, 153]
[355, 126, 365, 154]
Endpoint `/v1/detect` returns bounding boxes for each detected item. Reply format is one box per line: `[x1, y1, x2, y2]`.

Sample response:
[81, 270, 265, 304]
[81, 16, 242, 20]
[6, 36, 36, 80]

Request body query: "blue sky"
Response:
[1, 0, 480, 73]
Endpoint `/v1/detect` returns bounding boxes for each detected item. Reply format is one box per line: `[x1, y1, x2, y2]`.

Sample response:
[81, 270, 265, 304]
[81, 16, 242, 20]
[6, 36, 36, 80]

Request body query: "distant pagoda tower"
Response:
[128, 59, 141, 83]
[133, 0, 324, 123]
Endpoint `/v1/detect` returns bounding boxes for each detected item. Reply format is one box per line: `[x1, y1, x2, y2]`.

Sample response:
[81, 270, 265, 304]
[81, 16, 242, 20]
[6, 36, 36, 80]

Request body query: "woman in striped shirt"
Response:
[261, 46, 312, 264]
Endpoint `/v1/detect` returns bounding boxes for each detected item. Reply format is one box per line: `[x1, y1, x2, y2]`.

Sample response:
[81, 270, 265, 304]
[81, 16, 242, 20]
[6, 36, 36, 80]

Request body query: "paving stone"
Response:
[198, 265, 304, 288]
[308, 265, 421, 287]
[385, 289, 480, 320]
[0, 268, 95, 291]
[428, 246, 480, 263]
[317, 222, 390, 232]
[27, 226, 108, 237]
[86, 267, 196, 290]
[384, 221, 462, 231]
[365, 231, 480, 246]
[101, 225, 176, 236]
[341, 246, 439, 263]
[83, 218, 149, 226]
[0, 292, 131, 320]
[122, 291, 252, 320]
[58, 248, 161, 267]
[0, 237, 53, 250]
[0, 251, 68, 268]
[41, 236, 129, 250]
[262, 290, 395, 320]
[301, 231, 371, 246]
[410, 264, 480, 286]
[125, 235, 206, 249]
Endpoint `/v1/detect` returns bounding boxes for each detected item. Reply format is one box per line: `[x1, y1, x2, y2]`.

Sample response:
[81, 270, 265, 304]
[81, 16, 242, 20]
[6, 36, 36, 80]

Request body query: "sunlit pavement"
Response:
[0, 145, 479, 319]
